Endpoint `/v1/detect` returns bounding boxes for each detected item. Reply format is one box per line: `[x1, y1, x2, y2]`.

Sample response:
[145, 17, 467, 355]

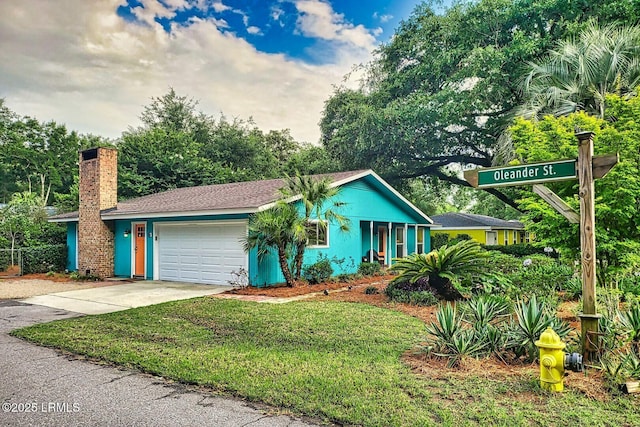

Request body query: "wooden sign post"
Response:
[576, 131, 600, 361]
[464, 133, 618, 357]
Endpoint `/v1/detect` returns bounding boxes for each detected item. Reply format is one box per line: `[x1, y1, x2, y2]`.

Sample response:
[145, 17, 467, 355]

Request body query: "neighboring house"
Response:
[431, 212, 529, 246]
[50, 147, 433, 287]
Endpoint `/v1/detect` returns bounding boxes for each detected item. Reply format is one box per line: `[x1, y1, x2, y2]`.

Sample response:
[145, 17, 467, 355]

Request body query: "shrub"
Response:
[620, 276, 640, 299]
[484, 252, 523, 275]
[364, 286, 379, 295]
[69, 271, 101, 281]
[22, 244, 66, 274]
[506, 255, 574, 298]
[358, 262, 382, 276]
[431, 233, 449, 249]
[561, 277, 583, 301]
[227, 267, 250, 288]
[302, 258, 334, 284]
[482, 243, 549, 257]
[385, 280, 438, 306]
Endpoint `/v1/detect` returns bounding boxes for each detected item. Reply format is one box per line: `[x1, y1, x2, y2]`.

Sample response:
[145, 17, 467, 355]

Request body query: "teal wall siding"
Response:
[114, 221, 132, 277]
[66, 222, 77, 271]
[113, 214, 249, 280]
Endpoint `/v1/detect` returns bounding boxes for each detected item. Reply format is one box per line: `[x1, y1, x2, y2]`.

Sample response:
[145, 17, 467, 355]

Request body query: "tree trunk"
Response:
[277, 246, 295, 287]
[293, 243, 305, 280]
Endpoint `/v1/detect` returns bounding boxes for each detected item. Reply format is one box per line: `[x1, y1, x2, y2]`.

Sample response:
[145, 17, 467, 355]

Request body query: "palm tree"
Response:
[280, 173, 350, 280]
[242, 203, 306, 287]
[520, 22, 640, 120]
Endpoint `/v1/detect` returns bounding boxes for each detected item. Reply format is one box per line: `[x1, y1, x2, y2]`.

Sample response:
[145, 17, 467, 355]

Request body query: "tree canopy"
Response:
[117, 89, 338, 200]
[520, 22, 640, 120]
[0, 99, 89, 205]
[512, 93, 640, 284]
[320, 0, 639, 210]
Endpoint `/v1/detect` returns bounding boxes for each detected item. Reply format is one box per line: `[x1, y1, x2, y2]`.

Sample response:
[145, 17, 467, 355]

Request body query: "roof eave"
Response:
[100, 207, 258, 220]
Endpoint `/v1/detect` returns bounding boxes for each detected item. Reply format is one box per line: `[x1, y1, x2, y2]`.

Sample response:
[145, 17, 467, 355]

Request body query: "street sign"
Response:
[464, 159, 577, 188]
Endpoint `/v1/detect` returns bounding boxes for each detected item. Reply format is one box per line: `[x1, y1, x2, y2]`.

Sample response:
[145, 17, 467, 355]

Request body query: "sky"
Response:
[0, 0, 444, 144]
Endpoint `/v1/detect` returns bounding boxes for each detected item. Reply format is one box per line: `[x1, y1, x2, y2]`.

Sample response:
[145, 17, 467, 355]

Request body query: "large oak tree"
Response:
[320, 0, 639, 210]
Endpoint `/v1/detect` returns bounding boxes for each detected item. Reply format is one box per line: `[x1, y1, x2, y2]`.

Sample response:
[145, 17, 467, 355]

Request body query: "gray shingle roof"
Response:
[51, 170, 369, 221]
[431, 212, 524, 229]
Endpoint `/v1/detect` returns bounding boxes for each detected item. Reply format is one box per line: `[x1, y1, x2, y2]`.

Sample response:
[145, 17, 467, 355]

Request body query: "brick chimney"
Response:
[78, 147, 117, 278]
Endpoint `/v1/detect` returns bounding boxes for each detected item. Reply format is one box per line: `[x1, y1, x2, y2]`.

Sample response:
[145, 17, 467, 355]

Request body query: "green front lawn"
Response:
[12, 299, 639, 426]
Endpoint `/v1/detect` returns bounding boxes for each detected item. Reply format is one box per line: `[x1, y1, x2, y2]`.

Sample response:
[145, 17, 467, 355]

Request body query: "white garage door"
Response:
[157, 222, 247, 285]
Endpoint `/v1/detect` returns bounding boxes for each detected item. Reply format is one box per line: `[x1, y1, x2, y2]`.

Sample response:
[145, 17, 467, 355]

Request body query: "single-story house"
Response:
[430, 212, 529, 246]
[50, 147, 433, 287]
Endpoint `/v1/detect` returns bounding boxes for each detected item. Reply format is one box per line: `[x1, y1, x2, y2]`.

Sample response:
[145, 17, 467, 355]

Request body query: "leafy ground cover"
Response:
[12, 297, 639, 426]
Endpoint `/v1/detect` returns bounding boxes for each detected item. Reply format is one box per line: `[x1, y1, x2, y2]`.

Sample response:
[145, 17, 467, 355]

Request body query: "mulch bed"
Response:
[0, 273, 75, 282]
[227, 274, 394, 298]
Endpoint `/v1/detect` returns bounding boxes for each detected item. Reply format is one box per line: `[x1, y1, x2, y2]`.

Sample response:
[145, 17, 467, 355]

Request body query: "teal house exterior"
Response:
[52, 148, 433, 287]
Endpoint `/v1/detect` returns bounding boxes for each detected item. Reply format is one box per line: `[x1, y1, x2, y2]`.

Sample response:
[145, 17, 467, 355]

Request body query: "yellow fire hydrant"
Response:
[535, 327, 567, 392]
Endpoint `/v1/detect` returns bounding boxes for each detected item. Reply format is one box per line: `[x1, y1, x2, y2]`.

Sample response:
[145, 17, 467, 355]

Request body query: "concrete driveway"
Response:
[19, 281, 229, 315]
[0, 301, 319, 427]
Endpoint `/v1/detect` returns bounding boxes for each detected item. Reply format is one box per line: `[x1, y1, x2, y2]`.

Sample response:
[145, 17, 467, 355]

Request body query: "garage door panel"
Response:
[158, 223, 247, 285]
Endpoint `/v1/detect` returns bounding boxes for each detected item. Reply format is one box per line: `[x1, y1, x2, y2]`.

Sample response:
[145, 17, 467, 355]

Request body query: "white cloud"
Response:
[271, 6, 284, 22]
[0, 0, 368, 144]
[246, 26, 262, 35]
[294, 0, 377, 52]
[373, 12, 393, 23]
[211, 1, 231, 13]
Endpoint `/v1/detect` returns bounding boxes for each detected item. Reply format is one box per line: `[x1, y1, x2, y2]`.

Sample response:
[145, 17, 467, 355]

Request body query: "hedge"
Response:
[22, 244, 67, 274]
[481, 243, 555, 258]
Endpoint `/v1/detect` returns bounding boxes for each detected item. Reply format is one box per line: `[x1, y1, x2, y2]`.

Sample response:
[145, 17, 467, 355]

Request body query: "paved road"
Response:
[0, 301, 319, 427]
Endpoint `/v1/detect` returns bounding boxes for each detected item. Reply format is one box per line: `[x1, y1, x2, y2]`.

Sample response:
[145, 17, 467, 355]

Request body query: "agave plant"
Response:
[441, 329, 488, 368]
[425, 303, 490, 367]
[389, 240, 489, 300]
[462, 295, 511, 327]
[620, 304, 640, 354]
[600, 350, 640, 385]
[426, 303, 462, 343]
[510, 295, 570, 361]
[474, 323, 507, 361]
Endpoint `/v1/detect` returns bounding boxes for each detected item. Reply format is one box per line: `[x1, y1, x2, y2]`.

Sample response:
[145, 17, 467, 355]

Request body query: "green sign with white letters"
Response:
[465, 159, 577, 188]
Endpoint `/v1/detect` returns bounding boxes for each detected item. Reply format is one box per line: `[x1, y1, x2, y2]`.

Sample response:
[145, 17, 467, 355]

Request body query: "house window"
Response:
[416, 228, 425, 254]
[525, 232, 530, 243]
[306, 220, 328, 247]
[512, 231, 517, 244]
[503, 230, 509, 245]
[395, 227, 405, 258]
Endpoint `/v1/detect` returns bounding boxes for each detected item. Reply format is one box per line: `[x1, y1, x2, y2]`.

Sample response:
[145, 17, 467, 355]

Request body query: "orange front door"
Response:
[377, 226, 387, 263]
[134, 224, 145, 277]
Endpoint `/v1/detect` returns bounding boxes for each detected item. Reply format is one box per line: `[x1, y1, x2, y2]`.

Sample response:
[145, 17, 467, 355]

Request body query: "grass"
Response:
[12, 298, 640, 426]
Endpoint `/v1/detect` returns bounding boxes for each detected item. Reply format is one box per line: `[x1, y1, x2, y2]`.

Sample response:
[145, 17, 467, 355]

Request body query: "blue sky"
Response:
[0, 0, 451, 143]
[116, 0, 425, 63]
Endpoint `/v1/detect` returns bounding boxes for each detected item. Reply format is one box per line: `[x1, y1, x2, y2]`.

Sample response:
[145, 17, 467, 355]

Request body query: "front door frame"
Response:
[377, 226, 387, 265]
[131, 222, 147, 278]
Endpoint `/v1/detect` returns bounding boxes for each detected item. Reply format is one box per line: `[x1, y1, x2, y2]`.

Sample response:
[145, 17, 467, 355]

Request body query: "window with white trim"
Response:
[512, 231, 517, 244]
[503, 230, 509, 245]
[306, 220, 328, 247]
[525, 231, 530, 243]
[416, 228, 425, 254]
[395, 227, 405, 258]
